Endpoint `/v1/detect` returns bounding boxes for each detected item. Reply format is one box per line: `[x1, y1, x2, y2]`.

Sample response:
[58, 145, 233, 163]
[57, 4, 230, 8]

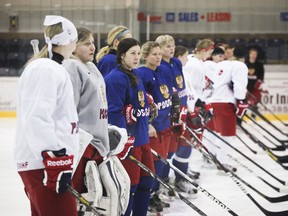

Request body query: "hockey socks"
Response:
[133, 176, 154, 216]
[124, 185, 137, 216]
[152, 160, 166, 192]
[161, 152, 174, 180]
[172, 145, 192, 180]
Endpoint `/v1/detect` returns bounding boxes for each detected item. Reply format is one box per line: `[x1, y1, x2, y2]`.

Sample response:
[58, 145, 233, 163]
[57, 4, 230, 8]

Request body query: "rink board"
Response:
[0, 65, 287, 119]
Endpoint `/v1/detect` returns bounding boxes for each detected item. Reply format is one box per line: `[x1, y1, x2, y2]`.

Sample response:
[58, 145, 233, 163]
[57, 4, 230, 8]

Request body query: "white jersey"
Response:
[14, 58, 79, 171]
[63, 59, 110, 157]
[183, 54, 206, 112]
[208, 60, 248, 104]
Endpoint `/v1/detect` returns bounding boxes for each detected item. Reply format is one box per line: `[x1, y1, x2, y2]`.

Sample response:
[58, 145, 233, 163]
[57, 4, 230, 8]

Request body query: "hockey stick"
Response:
[67, 185, 105, 214]
[247, 91, 288, 127]
[128, 155, 207, 216]
[239, 119, 286, 151]
[238, 122, 286, 151]
[226, 154, 288, 194]
[248, 107, 288, 136]
[183, 129, 288, 207]
[238, 123, 288, 165]
[30, 39, 40, 55]
[201, 130, 288, 194]
[244, 113, 288, 145]
[150, 148, 238, 216]
[202, 125, 288, 186]
[236, 134, 257, 154]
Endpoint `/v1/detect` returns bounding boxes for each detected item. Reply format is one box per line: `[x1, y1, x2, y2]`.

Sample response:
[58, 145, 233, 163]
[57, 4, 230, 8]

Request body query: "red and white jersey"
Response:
[14, 58, 79, 171]
[183, 54, 206, 112]
[207, 60, 248, 104]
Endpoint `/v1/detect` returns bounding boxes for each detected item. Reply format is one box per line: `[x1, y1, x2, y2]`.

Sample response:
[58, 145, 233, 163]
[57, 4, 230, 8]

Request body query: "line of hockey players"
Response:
[14, 15, 269, 216]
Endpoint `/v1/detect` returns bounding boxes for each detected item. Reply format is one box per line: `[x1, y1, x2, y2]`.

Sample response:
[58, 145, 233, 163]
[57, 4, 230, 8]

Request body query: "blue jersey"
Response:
[160, 58, 187, 106]
[136, 66, 173, 132]
[97, 50, 117, 77]
[105, 66, 149, 147]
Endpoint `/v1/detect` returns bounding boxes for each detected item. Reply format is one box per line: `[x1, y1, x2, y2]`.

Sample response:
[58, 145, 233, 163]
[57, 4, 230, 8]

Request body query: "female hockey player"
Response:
[14, 15, 79, 216]
[204, 46, 249, 173]
[136, 41, 174, 213]
[178, 38, 214, 189]
[63, 27, 130, 216]
[147, 35, 189, 207]
[105, 38, 155, 216]
[96, 25, 132, 77]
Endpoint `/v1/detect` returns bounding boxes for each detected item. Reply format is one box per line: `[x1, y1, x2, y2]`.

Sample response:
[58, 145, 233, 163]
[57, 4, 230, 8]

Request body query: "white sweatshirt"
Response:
[183, 55, 206, 112]
[14, 58, 79, 171]
[207, 60, 248, 104]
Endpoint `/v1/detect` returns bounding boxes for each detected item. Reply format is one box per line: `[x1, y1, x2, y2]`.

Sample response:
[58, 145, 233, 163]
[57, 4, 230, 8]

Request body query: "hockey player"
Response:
[14, 15, 79, 216]
[63, 27, 130, 216]
[245, 48, 267, 110]
[176, 39, 214, 192]
[105, 38, 155, 216]
[174, 45, 189, 66]
[205, 46, 249, 172]
[136, 41, 174, 212]
[148, 35, 188, 204]
[96, 25, 132, 77]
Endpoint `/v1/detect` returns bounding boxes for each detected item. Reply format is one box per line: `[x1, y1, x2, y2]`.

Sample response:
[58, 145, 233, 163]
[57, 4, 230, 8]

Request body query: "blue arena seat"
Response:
[0, 67, 10, 76]
[175, 38, 190, 48]
[266, 38, 285, 61]
[6, 52, 26, 69]
[214, 38, 227, 45]
[229, 38, 246, 47]
[6, 38, 24, 52]
[0, 52, 5, 67]
[0, 39, 7, 52]
[248, 38, 266, 48]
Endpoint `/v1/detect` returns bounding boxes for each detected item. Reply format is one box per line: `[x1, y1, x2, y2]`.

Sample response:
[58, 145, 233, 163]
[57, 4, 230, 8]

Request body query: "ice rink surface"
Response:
[1, 117, 288, 216]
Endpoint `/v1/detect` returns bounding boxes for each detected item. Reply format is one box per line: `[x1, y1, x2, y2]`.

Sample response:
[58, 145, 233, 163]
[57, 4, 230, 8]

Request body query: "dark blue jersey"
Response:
[97, 50, 117, 77]
[136, 66, 173, 132]
[105, 66, 149, 147]
[160, 58, 187, 106]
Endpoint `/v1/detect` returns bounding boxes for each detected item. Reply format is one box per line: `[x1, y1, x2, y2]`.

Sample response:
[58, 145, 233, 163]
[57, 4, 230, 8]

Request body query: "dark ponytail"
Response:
[117, 38, 140, 86]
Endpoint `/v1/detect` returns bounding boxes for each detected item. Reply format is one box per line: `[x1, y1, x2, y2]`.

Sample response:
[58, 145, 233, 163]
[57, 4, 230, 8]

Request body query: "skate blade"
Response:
[147, 209, 164, 216]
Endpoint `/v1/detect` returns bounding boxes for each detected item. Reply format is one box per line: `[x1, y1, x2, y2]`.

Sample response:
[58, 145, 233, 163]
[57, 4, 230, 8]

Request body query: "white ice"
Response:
[1, 118, 288, 216]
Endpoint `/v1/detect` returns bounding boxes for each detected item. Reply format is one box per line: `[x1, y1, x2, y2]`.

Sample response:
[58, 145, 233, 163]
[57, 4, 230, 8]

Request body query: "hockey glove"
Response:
[254, 79, 263, 89]
[252, 79, 268, 103]
[124, 104, 137, 125]
[197, 103, 214, 124]
[179, 106, 187, 124]
[171, 123, 186, 137]
[246, 93, 257, 107]
[117, 136, 135, 160]
[41, 148, 74, 193]
[146, 93, 158, 124]
[186, 111, 202, 133]
[108, 125, 128, 156]
[236, 99, 249, 118]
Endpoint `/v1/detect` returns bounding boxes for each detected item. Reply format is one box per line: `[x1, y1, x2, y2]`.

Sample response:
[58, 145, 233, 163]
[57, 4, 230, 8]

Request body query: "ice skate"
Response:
[148, 194, 164, 215]
[160, 186, 176, 202]
[201, 155, 215, 169]
[217, 164, 237, 175]
[174, 179, 198, 198]
[187, 170, 200, 182]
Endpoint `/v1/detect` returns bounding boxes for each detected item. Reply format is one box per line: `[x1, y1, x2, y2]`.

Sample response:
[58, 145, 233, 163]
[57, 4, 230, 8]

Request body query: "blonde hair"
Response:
[140, 41, 160, 61]
[155, 35, 175, 47]
[195, 39, 214, 53]
[26, 22, 63, 66]
[96, 25, 129, 62]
